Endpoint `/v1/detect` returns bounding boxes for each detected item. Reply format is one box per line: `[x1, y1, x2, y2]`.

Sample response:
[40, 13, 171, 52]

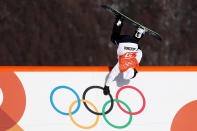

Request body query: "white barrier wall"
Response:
[0, 67, 197, 131]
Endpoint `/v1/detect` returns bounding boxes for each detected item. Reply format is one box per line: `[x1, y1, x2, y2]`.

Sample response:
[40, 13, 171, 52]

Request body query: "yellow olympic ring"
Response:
[69, 99, 100, 129]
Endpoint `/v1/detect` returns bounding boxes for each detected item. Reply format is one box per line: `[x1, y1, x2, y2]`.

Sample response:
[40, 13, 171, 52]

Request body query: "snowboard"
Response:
[101, 5, 162, 41]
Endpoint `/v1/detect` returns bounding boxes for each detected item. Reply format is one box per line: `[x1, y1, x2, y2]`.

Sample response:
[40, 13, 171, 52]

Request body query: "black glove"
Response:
[130, 68, 138, 79]
[103, 85, 110, 95]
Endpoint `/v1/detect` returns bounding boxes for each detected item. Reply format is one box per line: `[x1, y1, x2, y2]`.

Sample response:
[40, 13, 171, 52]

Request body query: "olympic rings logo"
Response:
[50, 85, 146, 129]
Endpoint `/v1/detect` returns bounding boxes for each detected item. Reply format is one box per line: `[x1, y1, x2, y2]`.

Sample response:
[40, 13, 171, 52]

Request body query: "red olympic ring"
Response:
[0, 72, 26, 130]
[116, 85, 146, 115]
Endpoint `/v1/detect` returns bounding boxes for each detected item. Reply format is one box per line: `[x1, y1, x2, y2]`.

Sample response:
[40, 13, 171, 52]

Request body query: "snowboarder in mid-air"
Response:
[103, 15, 145, 95]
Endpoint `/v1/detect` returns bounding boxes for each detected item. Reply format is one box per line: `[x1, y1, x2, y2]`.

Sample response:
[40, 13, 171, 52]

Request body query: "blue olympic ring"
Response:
[50, 86, 80, 115]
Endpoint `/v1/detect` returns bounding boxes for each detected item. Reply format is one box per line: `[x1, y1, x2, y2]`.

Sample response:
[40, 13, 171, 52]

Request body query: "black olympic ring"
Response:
[82, 86, 114, 115]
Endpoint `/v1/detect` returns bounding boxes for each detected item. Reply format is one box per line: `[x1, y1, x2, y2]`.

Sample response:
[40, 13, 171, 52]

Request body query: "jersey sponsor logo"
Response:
[124, 46, 137, 51]
[124, 52, 137, 59]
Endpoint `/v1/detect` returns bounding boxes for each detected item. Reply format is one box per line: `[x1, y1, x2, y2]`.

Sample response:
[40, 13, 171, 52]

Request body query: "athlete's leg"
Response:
[111, 15, 123, 45]
[123, 68, 138, 79]
[123, 68, 135, 79]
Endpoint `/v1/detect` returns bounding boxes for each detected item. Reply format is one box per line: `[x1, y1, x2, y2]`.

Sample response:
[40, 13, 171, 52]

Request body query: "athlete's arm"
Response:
[136, 49, 143, 63]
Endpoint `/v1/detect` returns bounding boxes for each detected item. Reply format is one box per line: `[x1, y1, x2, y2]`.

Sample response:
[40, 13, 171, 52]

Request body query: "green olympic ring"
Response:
[102, 99, 133, 129]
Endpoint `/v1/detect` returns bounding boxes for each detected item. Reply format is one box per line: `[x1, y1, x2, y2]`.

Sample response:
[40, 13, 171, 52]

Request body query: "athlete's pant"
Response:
[105, 49, 142, 86]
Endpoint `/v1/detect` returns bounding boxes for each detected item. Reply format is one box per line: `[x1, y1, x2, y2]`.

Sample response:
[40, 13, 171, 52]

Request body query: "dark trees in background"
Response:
[0, 0, 196, 66]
